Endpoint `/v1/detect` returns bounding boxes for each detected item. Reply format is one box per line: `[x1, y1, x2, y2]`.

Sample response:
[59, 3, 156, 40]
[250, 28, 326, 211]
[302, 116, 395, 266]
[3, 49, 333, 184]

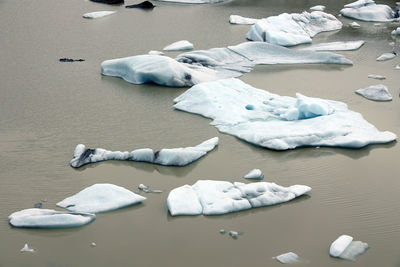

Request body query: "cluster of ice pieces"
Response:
[340, 0, 396, 22]
[57, 184, 146, 213]
[356, 84, 392, 101]
[330, 235, 369, 261]
[246, 11, 342, 46]
[101, 42, 352, 87]
[82, 11, 116, 19]
[300, 40, 365, 51]
[69, 137, 218, 168]
[167, 180, 311, 216]
[243, 169, 264, 180]
[163, 40, 193, 51]
[174, 78, 397, 150]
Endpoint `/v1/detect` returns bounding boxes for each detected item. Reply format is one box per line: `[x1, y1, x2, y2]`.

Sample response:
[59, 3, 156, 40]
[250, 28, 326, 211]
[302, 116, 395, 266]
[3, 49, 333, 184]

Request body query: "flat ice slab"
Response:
[167, 180, 311, 216]
[229, 15, 258, 25]
[246, 11, 342, 46]
[310, 5, 325, 11]
[243, 169, 264, 180]
[69, 137, 218, 168]
[368, 74, 385, 80]
[174, 78, 396, 150]
[101, 42, 352, 87]
[376, 52, 396, 61]
[82, 11, 116, 19]
[275, 252, 300, 263]
[301, 40, 365, 51]
[8, 208, 95, 228]
[356, 84, 392, 101]
[330, 235, 369, 261]
[57, 184, 146, 213]
[340, 0, 395, 22]
[350, 21, 361, 28]
[163, 40, 194, 51]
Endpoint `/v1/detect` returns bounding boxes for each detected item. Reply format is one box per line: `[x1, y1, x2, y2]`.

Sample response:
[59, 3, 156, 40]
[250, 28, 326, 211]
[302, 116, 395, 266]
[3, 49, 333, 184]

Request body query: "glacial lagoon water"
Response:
[0, 0, 399, 266]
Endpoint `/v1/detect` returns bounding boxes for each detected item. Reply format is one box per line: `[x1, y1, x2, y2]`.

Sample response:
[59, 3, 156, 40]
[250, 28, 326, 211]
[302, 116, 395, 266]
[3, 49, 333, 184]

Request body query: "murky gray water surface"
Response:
[0, 0, 399, 266]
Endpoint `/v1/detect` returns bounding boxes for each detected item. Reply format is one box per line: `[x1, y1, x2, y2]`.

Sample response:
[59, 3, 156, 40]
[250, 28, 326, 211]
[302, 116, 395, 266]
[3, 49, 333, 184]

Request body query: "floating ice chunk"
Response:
[91, 242, 97, 247]
[219, 229, 226, 234]
[355, 84, 392, 101]
[57, 184, 146, 213]
[275, 252, 300, 263]
[301, 40, 365, 51]
[392, 27, 400, 35]
[69, 137, 218, 168]
[148, 50, 164, 55]
[330, 235, 369, 261]
[229, 15, 258, 25]
[376, 52, 396, 61]
[349, 21, 361, 28]
[167, 180, 311, 216]
[229, 231, 241, 239]
[368, 74, 385, 80]
[21, 244, 35, 253]
[340, 0, 395, 22]
[138, 184, 162, 193]
[310, 5, 325, 11]
[8, 208, 95, 228]
[163, 40, 194, 51]
[174, 78, 396, 150]
[243, 169, 264, 180]
[396, 64, 400, 69]
[101, 42, 351, 87]
[246, 11, 342, 46]
[82, 11, 116, 19]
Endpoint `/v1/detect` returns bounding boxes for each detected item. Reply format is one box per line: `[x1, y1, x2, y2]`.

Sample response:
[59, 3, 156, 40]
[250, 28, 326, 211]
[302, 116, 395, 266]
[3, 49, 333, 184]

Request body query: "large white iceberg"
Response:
[340, 0, 396, 22]
[174, 78, 396, 150]
[355, 84, 392, 101]
[330, 235, 369, 261]
[8, 208, 95, 228]
[101, 42, 352, 87]
[82, 11, 116, 19]
[246, 11, 342, 46]
[57, 184, 146, 213]
[69, 137, 218, 168]
[167, 180, 311, 216]
[301, 40, 365, 51]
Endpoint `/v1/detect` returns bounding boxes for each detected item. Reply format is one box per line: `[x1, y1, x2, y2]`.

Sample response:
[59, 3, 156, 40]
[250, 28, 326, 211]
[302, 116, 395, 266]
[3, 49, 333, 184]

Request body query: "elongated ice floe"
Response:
[229, 15, 258, 25]
[330, 235, 369, 261]
[368, 74, 385, 80]
[8, 208, 95, 228]
[356, 84, 392, 101]
[174, 78, 396, 150]
[167, 180, 311, 215]
[301, 40, 365, 51]
[246, 11, 342, 46]
[57, 184, 146, 213]
[340, 0, 396, 22]
[310, 5, 325, 11]
[163, 40, 194, 51]
[376, 52, 396, 61]
[70, 137, 218, 168]
[101, 42, 352, 87]
[82, 11, 116, 19]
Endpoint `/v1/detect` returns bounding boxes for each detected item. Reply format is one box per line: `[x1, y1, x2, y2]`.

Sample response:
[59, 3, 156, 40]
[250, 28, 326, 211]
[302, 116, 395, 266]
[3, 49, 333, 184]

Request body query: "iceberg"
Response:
[229, 15, 258, 25]
[246, 11, 342, 46]
[330, 235, 369, 261]
[82, 11, 116, 19]
[349, 21, 361, 28]
[243, 169, 264, 180]
[376, 52, 396, 61]
[167, 180, 311, 216]
[275, 252, 300, 263]
[163, 40, 194, 51]
[392, 27, 400, 35]
[21, 244, 35, 253]
[355, 84, 392, 101]
[310, 5, 325, 11]
[368, 74, 385, 80]
[340, 0, 396, 22]
[69, 137, 218, 168]
[174, 78, 397, 150]
[148, 50, 164, 55]
[101, 42, 352, 87]
[57, 184, 146, 213]
[8, 208, 95, 228]
[301, 40, 365, 51]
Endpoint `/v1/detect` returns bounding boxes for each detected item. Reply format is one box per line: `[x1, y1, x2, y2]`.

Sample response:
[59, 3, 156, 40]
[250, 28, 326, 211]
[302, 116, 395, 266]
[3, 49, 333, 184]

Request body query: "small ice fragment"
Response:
[275, 252, 300, 263]
[350, 21, 361, 28]
[395, 64, 400, 69]
[368, 74, 385, 80]
[138, 184, 162, 193]
[376, 52, 396, 61]
[163, 40, 194, 51]
[330, 235, 353, 257]
[229, 15, 258, 25]
[310, 5, 325, 11]
[243, 169, 264, 180]
[20, 244, 35, 253]
[91, 242, 97, 247]
[392, 27, 400, 35]
[355, 84, 392, 101]
[148, 50, 164, 56]
[229, 231, 240, 239]
[219, 229, 226, 234]
[330, 235, 369, 261]
[82, 11, 116, 19]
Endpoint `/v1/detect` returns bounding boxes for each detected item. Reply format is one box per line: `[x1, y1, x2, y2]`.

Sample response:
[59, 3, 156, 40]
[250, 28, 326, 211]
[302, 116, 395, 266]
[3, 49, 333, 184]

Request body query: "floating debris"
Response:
[20, 244, 35, 253]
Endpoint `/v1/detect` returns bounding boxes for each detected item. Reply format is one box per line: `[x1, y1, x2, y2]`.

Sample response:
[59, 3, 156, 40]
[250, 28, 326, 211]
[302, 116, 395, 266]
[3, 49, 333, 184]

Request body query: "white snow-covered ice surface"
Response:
[174, 78, 396, 150]
[167, 180, 311, 215]
[355, 84, 392, 101]
[163, 40, 194, 51]
[70, 137, 218, 168]
[340, 0, 396, 22]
